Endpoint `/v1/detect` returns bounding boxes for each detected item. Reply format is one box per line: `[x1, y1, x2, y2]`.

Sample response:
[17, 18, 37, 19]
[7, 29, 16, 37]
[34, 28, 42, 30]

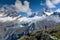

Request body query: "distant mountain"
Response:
[52, 12, 60, 16]
[35, 8, 53, 16]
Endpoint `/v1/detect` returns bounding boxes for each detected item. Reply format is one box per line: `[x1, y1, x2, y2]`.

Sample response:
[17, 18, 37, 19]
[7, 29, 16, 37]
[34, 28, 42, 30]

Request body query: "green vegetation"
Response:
[18, 25, 60, 40]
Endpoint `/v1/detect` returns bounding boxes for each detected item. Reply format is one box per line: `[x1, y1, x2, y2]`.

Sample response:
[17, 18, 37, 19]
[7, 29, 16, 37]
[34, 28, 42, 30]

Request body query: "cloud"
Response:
[47, 16, 60, 23]
[55, 9, 60, 12]
[46, 0, 56, 8]
[46, 0, 60, 8]
[52, 16, 60, 23]
[14, 14, 47, 25]
[0, 17, 14, 22]
[15, 0, 32, 16]
[51, 0, 60, 4]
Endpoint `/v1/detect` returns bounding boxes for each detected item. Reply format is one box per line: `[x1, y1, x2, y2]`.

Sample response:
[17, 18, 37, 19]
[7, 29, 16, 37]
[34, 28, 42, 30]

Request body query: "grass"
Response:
[18, 25, 60, 40]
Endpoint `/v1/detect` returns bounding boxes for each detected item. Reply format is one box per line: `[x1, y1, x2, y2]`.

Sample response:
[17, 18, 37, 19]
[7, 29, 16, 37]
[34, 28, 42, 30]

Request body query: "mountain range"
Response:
[0, 6, 60, 40]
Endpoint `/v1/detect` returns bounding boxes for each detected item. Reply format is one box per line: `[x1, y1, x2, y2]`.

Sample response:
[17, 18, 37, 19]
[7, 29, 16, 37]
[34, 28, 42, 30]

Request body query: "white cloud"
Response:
[55, 9, 60, 12]
[47, 16, 60, 23]
[46, 0, 56, 8]
[46, 0, 60, 8]
[0, 17, 14, 22]
[53, 16, 60, 23]
[51, 0, 60, 4]
[17, 16, 47, 25]
[15, 0, 32, 16]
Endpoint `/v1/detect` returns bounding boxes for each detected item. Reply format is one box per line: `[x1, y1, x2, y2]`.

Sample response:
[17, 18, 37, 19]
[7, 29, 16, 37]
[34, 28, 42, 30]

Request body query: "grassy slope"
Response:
[18, 25, 60, 40]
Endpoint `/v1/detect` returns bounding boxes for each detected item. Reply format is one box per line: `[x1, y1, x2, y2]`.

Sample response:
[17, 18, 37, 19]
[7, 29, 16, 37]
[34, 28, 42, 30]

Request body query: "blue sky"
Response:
[28, 0, 46, 12]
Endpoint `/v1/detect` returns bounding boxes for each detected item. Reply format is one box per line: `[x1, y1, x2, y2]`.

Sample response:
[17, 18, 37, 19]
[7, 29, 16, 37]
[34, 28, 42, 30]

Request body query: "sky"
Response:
[0, 0, 60, 16]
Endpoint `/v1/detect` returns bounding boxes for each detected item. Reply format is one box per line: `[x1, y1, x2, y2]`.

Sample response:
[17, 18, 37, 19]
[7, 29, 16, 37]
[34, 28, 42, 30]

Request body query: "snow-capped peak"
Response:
[44, 10, 53, 16]
[43, 8, 53, 16]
